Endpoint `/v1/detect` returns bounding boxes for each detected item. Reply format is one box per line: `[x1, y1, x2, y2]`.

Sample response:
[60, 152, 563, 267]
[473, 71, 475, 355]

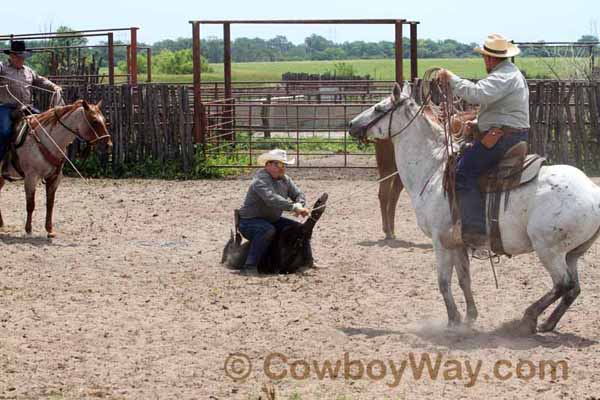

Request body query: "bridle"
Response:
[361, 94, 430, 142]
[54, 107, 111, 145]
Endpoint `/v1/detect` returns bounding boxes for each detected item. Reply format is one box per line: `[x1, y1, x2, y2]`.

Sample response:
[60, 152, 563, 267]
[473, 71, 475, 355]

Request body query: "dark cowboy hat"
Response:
[3, 41, 32, 58]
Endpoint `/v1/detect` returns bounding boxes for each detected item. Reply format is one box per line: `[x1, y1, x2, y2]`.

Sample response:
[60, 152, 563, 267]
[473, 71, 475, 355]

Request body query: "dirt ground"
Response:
[1, 170, 600, 399]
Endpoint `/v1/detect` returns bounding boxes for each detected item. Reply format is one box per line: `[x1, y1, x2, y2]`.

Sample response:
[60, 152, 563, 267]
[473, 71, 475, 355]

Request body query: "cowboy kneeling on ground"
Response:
[237, 149, 312, 270]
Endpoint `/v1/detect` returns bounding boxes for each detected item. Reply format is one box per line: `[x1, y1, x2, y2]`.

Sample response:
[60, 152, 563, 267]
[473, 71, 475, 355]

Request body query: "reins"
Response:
[310, 86, 431, 214]
[433, 71, 501, 288]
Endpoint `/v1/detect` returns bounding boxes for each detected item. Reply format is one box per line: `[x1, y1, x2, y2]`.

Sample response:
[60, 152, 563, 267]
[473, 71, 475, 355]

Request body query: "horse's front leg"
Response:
[453, 247, 478, 324]
[386, 175, 403, 239]
[0, 176, 5, 228]
[378, 178, 395, 239]
[433, 238, 461, 326]
[376, 141, 400, 240]
[45, 173, 62, 238]
[24, 175, 39, 234]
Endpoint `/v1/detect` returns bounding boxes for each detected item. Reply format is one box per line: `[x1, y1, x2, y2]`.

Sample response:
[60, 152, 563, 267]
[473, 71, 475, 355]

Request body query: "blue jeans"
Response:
[456, 131, 528, 234]
[0, 104, 15, 160]
[239, 217, 301, 266]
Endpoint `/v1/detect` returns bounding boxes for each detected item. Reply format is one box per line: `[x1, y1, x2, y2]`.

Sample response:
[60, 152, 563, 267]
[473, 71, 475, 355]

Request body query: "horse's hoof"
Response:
[47, 232, 56, 239]
[516, 318, 537, 336]
[538, 321, 556, 333]
[466, 312, 479, 325]
[447, 316, 463, 328]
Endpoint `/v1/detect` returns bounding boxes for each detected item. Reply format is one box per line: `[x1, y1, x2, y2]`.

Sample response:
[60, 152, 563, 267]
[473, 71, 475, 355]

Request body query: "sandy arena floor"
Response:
[1, 172, 600, 399]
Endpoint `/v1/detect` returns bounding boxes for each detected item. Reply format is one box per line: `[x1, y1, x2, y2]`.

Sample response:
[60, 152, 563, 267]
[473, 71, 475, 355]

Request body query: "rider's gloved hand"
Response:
[437, 69, 455, 86]
[292, 203, 310, 218]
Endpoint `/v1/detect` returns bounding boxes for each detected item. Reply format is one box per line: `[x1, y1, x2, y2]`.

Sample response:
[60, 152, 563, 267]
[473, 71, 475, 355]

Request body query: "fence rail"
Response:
[37, 84, 195, 175]
[528, 80, 600, 172]
[34, 79, 600, 175]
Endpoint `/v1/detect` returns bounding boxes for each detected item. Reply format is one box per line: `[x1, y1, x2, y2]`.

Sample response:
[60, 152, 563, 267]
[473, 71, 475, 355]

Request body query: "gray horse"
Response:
[349, 83, 600, 335]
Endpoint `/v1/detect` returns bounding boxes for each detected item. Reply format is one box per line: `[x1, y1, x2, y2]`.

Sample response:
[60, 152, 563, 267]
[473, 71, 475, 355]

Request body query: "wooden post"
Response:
[223, 23, 232, 101]
[262, 94, 271, 138]
[147, 48, 152, 83]
[130, 27, 138, 86]
[108, 32, 115, 85]
[223, 23, 233, 142]
[394, 21, 404, 85]
[192, 21, 203, 145]
[410, 23, 418, 81]
[126, 45, 131, 85]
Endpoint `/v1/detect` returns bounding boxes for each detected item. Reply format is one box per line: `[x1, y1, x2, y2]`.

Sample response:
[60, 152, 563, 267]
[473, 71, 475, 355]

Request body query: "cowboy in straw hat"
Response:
[0, 40, 62, 163]
[437, 33, 530, 249]
[237, 149, 311, 270]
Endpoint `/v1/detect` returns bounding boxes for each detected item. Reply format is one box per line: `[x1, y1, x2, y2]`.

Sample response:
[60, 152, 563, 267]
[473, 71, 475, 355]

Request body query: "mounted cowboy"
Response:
[0, 40, 62, 164]
[438, 33, 529, 248]
[237, 149, 311, 271]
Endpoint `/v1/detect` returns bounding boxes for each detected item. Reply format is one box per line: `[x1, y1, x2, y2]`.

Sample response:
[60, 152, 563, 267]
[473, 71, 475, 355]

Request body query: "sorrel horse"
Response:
[0, 100, 112, 238]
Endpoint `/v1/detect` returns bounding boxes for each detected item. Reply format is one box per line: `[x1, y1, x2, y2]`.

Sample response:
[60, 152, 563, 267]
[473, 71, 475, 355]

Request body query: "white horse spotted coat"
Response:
[349, 84, 600, 335]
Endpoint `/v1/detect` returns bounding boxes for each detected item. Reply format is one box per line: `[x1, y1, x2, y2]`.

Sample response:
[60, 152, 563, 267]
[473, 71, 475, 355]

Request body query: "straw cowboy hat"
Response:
[3, 41, 32, 58]
[474, 33, 520, 58]
[257, 149, 296, 166]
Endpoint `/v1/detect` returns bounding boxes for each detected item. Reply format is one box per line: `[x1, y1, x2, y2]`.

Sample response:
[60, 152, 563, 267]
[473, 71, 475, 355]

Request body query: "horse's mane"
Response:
[421, 104, 445, 133]
[404, 98, 464, 155]
[28, 100, 86, 130]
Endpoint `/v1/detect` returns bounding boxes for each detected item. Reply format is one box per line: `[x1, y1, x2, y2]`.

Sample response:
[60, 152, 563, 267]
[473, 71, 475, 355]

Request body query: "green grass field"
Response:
[139, 57, 582, 83]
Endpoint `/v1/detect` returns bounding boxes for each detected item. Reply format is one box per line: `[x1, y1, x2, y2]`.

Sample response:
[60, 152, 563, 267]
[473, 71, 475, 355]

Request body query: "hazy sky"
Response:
[3, 0, 598, 45]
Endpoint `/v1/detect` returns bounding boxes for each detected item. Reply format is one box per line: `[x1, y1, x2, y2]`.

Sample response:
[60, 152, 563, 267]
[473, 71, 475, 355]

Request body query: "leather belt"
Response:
[498, 126, 529, 135]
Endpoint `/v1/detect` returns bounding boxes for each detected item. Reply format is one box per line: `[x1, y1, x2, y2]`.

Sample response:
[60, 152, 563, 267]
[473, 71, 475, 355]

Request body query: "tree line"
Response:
[150, 34, 599, 63]
[1, 27, 598, 76]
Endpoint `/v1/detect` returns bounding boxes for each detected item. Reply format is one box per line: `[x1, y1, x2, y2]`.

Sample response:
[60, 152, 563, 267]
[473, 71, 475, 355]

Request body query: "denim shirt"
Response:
[239, 169, 306, 222]
[450, 60, 530, 131]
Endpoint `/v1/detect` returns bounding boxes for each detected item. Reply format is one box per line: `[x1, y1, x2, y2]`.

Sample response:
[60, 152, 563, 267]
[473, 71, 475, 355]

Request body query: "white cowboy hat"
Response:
[257, 149, 296, 166]
[474, 33, 520, 58]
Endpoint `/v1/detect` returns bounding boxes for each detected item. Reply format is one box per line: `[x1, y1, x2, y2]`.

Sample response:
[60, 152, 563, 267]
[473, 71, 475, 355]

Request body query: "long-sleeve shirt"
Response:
[0, 60, 59, 106]
[449, 59, 530, 131]
[239, 169, 306, 222]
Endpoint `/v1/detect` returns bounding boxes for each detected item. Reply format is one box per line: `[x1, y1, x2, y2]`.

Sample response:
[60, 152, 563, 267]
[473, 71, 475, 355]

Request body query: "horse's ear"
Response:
[401, 82, 412, 97]
[391, 82, 402, 103]
[96, 100, 103, 109]
[82, 100, 90, 111]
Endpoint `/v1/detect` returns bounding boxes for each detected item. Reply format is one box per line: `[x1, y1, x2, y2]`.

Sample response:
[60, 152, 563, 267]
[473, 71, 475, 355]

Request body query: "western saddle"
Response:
[446, 141, 546, 255]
